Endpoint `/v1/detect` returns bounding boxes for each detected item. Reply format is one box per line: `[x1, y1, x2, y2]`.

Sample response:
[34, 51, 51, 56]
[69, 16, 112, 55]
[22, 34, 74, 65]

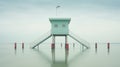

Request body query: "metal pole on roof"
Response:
[56, 6, 60, 16]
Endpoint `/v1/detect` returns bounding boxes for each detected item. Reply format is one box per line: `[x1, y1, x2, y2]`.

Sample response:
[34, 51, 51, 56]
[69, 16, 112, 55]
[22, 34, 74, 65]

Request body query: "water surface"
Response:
[0, 43, 120, 67]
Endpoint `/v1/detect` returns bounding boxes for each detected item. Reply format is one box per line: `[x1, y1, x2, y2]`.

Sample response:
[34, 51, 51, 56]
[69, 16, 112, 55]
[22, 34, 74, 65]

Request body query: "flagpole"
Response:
[56, 7, 57, 16]
[56, 6, 60, 16]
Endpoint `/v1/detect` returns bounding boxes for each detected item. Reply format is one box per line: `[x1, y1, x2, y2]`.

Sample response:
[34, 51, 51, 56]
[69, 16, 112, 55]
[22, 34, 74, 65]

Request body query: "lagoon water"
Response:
[0, 43, 120, 67]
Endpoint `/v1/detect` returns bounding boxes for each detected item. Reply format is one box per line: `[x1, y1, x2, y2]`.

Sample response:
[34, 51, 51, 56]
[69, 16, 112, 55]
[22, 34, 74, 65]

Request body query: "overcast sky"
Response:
[0, 0, 120, 43]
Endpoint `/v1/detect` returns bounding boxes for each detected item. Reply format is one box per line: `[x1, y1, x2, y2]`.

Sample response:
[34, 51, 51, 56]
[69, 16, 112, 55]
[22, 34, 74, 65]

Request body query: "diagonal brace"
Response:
[32, 34, 52, 49]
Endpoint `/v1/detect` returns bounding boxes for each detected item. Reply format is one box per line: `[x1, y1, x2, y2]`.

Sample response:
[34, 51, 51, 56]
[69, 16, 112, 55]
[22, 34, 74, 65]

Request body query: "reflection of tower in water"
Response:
[51, 49, 55, 63]
[32, 46, 88, 67]
[51, 49, 69, 67]
[65, 49, 69, 63]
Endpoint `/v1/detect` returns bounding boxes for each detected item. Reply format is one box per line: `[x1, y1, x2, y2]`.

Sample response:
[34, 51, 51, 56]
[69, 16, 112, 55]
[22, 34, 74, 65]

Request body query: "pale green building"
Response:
[49, 18, 71, 36]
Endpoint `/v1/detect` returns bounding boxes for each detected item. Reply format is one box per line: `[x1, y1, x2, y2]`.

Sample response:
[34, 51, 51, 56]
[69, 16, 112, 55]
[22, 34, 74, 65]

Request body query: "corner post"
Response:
[51, 35, 55, 49]
[65, 35, 69, 50]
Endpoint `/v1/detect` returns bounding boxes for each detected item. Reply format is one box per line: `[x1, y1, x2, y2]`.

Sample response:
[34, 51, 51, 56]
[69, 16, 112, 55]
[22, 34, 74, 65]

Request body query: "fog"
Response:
[0, 0, 120, 43]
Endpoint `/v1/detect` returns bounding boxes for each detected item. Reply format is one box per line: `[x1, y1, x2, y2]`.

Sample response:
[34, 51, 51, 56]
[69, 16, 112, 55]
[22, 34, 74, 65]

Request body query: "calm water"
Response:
[0, 43, 120, 67]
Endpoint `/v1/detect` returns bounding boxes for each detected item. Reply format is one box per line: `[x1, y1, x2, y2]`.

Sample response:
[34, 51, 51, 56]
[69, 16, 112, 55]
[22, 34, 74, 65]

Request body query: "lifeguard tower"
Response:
[50, 18, 70, 49]
[50, 18, 70, 36]
[32, 18, 90, 49]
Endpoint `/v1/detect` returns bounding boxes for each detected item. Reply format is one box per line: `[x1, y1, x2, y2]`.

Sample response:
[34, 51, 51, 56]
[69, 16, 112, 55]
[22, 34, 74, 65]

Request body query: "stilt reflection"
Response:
[95, 48, 97, 53]
[14, 49, 17, 55]
[107, 48, 110, 55]
[51, 49, 55, 63]
[51, 48, 69, 67]
[65, 49, 69, 63]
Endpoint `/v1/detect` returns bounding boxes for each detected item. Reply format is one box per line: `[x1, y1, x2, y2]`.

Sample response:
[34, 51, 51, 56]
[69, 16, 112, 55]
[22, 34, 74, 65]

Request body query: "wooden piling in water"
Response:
[22, 42, 24, 49]
[95, 42, 97, 49]
[14, 42, 17, 49]
[107, 42, 110, 49]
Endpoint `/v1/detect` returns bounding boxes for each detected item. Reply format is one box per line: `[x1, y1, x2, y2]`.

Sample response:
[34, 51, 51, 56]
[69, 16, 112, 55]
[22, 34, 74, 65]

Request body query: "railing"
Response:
[31, 31, 52, 49]
[69, 31, 90, 49]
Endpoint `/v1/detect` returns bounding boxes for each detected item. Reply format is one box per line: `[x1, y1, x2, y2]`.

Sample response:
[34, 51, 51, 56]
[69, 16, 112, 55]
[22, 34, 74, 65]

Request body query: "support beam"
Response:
[52, 36, 55, 44]
[65, 35, 69, 49]
[51, 35, 55, 49]
[65, 35, 67, 44]
[68, 34, 90, 49]
[32, 34, 52, 49]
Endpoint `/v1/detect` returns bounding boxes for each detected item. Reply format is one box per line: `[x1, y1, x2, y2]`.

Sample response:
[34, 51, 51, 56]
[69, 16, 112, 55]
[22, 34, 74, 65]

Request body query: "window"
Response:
[54, 24, 58, 27]
[62, 24, 65, 27]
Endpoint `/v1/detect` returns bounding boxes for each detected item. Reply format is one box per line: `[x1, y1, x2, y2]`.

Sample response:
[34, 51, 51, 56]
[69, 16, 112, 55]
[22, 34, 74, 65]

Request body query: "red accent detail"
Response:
[65, 43, 69, 50]
[51, 43, 55, 49]
[14, 42, 17, 49]
[107, 43, 110, 49]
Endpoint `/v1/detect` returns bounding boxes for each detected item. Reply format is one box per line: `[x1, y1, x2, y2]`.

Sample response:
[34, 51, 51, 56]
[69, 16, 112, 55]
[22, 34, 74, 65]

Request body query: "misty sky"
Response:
[0, 0, 120, 43]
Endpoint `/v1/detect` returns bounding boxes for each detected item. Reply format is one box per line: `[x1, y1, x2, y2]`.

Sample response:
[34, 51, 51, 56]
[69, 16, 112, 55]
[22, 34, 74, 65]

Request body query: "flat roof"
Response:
[49, 18, 71, 21]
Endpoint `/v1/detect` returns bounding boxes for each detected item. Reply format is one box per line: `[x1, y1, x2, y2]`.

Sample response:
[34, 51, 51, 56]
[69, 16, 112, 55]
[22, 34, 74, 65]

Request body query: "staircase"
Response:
[68, 32, 90, 49]
[31, 31, 90, 49]
[31, 31, 52, 49]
